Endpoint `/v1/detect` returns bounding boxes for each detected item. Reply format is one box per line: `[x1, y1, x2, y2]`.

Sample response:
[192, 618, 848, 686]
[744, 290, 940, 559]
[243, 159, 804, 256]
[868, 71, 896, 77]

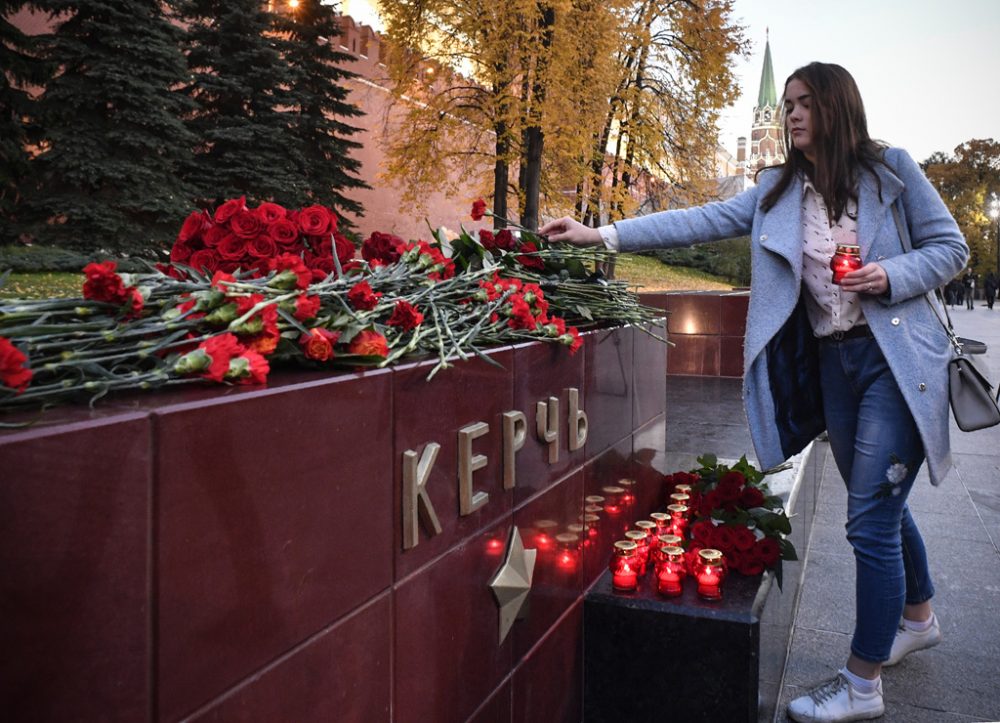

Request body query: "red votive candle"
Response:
[674, 483, 693, 497]
[655, 546, 687, 597]
[617, 478, 637, 506]
[694, 548, 727, 600]
[650, 512, 671, 536]
[555, 532, 580, 571]
[830, 243, 862, 284]
[669, 492, 691, 508]
[635, 519, 658, 545]
[601, 486, 625, 515]
[624, 530, 650, 573]
[610, 540, 640, 591]
[667, 503, 690, 539]
[651, 533, 684, 566]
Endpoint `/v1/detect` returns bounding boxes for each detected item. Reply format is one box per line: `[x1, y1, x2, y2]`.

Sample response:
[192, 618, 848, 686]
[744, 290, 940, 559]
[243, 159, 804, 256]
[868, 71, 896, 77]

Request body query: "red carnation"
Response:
[516, 241, 545, 270]
[348, 329, 389, 357]
[233, 349, 270, 385]
[82, 261, 128, 305]
[299, 328, 340, 361]
[200, 333, 244, 382]
[298, 204, 332, 236]
[471, 198, 488, 221]
[0, 337, 32, 393]
[347, 280, 382, 311]
[269, 253, 312, 290]
[561, 326, 582, 354]
[214, 196, 246, 224]
[507, 296, 537, 331]
[388, 300, 424, 331]
[362, 231, 406, 266]
[230, 209, 264, 239]
[294, 294, 322, 322]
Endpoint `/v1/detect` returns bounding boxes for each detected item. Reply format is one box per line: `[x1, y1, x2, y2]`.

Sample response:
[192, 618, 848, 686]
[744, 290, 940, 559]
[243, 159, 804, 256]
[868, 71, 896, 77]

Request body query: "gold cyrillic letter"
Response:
[567, 387, 588, 451]
[402, 443, 442, 550]
[502, 411, 527, 489]
[536, 396, 559, 464]
[458, 422, 490, 515]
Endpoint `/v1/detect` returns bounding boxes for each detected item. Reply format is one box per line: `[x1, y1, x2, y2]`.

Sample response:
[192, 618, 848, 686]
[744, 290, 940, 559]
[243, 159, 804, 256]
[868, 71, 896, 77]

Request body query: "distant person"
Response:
[954, 278, 965, 308]
[945, 278, 960, 308]
[541, 62, 967, 723]
[963, 271, 975, 309]
[985, 272, 997, 310]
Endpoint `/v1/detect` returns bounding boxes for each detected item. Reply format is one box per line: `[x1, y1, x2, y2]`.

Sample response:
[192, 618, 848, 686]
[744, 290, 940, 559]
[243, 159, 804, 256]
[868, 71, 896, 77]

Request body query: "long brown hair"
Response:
[759, 62, 888, 219]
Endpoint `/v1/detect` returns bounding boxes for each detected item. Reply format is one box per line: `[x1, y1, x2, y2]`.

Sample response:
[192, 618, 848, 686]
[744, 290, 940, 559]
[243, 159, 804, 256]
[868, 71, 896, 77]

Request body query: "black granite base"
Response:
[582, 442, 823, 723]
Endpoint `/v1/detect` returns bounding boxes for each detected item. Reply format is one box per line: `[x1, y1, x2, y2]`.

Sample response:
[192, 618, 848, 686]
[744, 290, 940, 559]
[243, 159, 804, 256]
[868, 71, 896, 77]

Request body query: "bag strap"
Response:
[890, 201, 965, 355]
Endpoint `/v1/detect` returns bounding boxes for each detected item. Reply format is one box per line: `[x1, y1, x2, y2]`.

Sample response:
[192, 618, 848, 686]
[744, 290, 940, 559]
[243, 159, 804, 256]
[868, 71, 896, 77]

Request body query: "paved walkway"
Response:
[664, 301, 1000, 723]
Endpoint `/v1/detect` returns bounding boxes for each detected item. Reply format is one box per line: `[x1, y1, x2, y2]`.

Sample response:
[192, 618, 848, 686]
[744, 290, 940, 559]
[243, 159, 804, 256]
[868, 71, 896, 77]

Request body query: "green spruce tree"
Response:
[23, 0, 197, 256]
[0, 1, 51, 245]
[178, 0, 307, 207]
[275, 1, 367, 227]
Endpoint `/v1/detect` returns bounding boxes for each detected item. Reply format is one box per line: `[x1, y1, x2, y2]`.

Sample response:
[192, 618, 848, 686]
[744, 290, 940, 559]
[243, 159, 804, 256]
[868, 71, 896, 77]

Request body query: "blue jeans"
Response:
[819, 335, 935, 663]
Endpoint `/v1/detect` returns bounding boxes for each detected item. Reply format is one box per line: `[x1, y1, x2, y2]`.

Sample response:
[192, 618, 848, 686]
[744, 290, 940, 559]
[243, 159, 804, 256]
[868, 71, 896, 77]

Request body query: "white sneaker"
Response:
[885, 613, 942, 666]
[787, 673, 885, 723]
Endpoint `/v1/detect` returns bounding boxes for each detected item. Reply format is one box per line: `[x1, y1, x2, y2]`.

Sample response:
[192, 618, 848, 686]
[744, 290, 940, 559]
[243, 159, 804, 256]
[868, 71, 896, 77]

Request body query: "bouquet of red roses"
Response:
[664, 454, 797, 588]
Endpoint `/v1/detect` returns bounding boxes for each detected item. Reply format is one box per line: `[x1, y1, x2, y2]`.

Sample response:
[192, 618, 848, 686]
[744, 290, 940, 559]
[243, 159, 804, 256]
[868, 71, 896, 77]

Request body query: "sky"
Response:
[718, 0, 1000, 163]
[344, 0, 1000, 164]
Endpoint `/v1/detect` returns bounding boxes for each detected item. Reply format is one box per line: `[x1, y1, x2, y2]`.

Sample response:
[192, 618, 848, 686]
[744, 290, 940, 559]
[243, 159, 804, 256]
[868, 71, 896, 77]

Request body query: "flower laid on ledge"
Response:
[664, 454, 797, 588]
[0, 197, 659, 409]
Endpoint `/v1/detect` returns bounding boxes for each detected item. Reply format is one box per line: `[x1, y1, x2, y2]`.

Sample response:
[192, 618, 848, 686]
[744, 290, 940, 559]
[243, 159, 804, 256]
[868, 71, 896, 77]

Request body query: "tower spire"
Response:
[757, 34, 777, 109]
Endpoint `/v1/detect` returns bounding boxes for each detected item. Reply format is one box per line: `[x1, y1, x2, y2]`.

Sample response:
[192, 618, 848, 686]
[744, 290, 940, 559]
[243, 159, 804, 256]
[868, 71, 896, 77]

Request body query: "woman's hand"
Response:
[841, 262, 889, 296]
[538, 216, 603, 246]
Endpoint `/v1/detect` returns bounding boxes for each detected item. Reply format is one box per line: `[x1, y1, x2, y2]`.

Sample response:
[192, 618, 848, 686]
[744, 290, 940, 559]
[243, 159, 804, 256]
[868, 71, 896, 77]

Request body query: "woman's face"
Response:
[783, 78, 816, 161]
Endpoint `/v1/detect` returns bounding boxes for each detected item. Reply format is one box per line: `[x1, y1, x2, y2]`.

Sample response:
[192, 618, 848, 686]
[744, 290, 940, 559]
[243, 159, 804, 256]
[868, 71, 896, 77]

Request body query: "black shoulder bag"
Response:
[891, 203, 1000, 431]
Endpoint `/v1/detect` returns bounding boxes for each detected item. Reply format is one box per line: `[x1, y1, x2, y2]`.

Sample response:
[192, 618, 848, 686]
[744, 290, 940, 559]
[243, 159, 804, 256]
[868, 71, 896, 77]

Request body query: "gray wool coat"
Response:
[614, 148, 968, 485]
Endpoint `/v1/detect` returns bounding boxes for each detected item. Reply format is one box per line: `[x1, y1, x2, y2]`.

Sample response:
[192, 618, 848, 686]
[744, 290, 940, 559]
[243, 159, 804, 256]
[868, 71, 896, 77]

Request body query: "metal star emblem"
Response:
[489, 526, 537, 644]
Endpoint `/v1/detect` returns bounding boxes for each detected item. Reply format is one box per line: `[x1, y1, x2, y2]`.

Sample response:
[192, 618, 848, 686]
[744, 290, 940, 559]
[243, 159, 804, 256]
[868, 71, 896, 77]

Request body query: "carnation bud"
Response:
[229, 316, 263, 335]
[225, 356, 250, 380]
[74, 306, 93, 316]
[205, 302, 239, 324]
[473, 290, 488, 303]
[194, 290, 226, 311]
[269, 269, 300, 290]
[173, 348, 211, 375]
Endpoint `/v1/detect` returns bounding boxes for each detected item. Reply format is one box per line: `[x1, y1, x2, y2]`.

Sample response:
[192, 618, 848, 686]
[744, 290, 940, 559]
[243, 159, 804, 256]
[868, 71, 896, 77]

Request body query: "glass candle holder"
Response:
[830, 243, 862, 284]
[624, 530, 650, 573]
[669, 492, 691, 508]
[674, 483, 693, 497]
[609, 540, 640, 591]
[650, 534, 683, 566]
[617, 478, 637, 506]
[635, 519, 658, 543]
[584, 495, 605, 508]
[555, 532, 580, 571]
[655, 546, 687, 597]
[649, 511, 671, 536]
[693, 548, 727, 600]
[601, 486, 625, 515]
[666, 503, 690, 539]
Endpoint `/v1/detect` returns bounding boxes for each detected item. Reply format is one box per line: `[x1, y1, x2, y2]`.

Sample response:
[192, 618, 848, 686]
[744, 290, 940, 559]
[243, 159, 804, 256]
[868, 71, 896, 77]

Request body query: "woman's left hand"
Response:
[841, 262, 889, 295]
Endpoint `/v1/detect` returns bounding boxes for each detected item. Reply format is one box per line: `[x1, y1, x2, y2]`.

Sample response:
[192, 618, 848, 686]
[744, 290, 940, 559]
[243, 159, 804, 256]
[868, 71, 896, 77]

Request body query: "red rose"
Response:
[347, 280, 382, 311]
[733, 525, 756, 552]
[698, 489, 722, 517]
[203, 224, 228, 248]
[298, 204, 332, 236]
[299, 327, 340, 361]
[218, 234, 249, 262]
[690, 520, 715, 543]
[189, 249, 219, 273]
[471, 198, 488, 220]
[387, 300, 424, 330]
[248, 235, 278, 259]
[308, 255, 335, 280]
[178, 210, 211, 243]
[267, 218, 299, 246]
[82, 261, 128, 304]
[713, 526, 737, 554]
[494, 229, 516, 251]
[334, 233, 356, 268]
[478, 229, 495, 249]
[213, 196, 246, 224]
[169, 242, 193, 264]
[720, 471, 746, 490]
[294, 294, 322, 321]
[230, 209, 264, 239]
[740, 486, 765, 509]
[255, 202, 287, 224]
[755, 538, 781, 567]
[348, 329, 389, 357]
[0, 337, 32, 392]
[362, 231, 406, 266]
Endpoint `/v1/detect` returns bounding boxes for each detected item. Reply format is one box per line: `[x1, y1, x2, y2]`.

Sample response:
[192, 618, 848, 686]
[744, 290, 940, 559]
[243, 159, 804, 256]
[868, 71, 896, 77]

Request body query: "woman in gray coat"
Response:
[541, 62, 967, 723]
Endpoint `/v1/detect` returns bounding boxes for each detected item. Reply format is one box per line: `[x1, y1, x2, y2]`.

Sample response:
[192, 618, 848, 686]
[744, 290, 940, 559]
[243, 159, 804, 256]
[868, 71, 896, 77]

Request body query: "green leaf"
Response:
[780, 537, 798, 561]
[575, 305, 594, 321]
